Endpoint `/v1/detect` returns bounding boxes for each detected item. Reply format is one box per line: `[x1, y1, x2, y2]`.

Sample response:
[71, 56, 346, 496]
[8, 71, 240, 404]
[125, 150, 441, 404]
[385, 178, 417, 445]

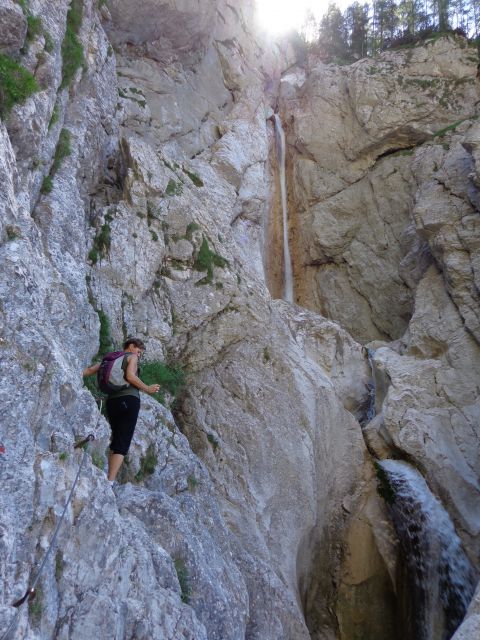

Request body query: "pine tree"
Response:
[438, 0, 451, 29]
[397, 0, 425, 34]
[345, 2, 371, 57]
[429, 0, 452, 30]
[310, 0, 477, 62]
[470, 0, 480, 42]
[472, 0, 480, 37]
[373, 0, 399, 47]
[318, 3, 349, 60]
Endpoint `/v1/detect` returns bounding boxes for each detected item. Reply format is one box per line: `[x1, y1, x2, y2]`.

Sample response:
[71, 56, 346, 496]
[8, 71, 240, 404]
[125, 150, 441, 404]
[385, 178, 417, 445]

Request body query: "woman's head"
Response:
[123, 337, 145, 351]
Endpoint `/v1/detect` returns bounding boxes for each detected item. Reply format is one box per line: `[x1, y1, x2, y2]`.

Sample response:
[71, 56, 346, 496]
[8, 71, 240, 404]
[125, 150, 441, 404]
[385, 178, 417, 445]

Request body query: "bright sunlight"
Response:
[254, 0, 351, 35]
[255, 0, 318, 34]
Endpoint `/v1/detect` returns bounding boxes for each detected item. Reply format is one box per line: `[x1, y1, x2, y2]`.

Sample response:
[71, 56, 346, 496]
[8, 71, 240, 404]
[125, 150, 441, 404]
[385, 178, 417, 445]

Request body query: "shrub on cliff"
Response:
[194, 237, 228, 285]
[52, 128, 72, 172]
[141, 361, 185, 405]
[61, 0, 84, 89]
[41, 128, 72, 195]
[0, 54, 38, 117]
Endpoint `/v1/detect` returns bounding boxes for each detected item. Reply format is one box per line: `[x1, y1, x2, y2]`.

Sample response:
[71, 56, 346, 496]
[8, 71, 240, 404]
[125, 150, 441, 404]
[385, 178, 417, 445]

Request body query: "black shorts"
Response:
[106, 395, 140, 456]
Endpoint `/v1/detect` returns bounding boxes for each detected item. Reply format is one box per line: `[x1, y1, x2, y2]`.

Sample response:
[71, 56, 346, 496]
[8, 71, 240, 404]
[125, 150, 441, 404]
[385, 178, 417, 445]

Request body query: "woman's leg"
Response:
[106, 396, 140, 482]
[108, 452, 124, 481]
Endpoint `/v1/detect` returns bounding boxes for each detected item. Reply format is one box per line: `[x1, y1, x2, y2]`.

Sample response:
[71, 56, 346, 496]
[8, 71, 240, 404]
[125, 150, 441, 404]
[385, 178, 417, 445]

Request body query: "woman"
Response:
[83, 337, 160, 482]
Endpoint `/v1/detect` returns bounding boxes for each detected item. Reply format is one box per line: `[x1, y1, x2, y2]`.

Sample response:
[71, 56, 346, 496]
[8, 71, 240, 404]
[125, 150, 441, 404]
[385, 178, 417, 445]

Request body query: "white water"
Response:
[364, 347, 377, 424]
[379, 460, 476, 640]
[273, 114, 294, 303]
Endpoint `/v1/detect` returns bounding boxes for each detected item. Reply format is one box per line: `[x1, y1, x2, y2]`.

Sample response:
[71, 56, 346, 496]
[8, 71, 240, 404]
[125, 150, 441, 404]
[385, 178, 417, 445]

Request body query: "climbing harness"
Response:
[1, 401, 103, 640]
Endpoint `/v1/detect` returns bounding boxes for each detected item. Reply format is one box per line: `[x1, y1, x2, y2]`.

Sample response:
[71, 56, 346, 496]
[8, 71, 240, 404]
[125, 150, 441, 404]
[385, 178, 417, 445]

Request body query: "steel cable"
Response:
[1, 400, 102, 640]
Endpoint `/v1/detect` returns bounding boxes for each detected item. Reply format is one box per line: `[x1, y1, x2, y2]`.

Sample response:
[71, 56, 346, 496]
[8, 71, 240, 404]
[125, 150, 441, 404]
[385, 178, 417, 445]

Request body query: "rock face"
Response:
[279, 34, 480, 637]
[280, 36, 479, 344]
[0, 2, 479, 640]
[278, 32, 480, 639]
[0, 0, 26, 53]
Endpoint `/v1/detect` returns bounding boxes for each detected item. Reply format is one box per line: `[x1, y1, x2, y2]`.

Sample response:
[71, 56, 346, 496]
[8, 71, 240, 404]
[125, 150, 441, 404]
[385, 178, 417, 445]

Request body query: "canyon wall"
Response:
[0, 1, 479, 639]
[279, 34, 480, 638]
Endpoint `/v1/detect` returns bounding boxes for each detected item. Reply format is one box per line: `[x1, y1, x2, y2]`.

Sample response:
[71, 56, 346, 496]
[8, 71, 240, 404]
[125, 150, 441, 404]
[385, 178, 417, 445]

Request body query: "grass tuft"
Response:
[183, 168, 204, 187]
[135, 445, 157, 482]
[88, 222, 111, 264]
[187, 474, 198, 491]
[44, 31, 54, 53]
[165, 179, 183, 196]
[141, 360, 185, 404]
[97, 309, 113, 356]
[91, 449, 105, 470]
[41, 128, 71, 195]
[6, 225, 21, 241]
[55, 551, 64, 581]
[194, 237, 228, 285]
[0, 54, 38, 118]
[432, 117, 471, 139]
[83, 308, 113, 404]
[48, 103, 59, 130]
[174, 558, 191, 604]
[185, 222, 201, 240]
[60, 0, 84, 89]
[14, 0, 28, 13]
[28, 587, 43, 624]
[26, 14, 42, 43]
[41, 175, 53, 193]
[52, 128, 71, 173]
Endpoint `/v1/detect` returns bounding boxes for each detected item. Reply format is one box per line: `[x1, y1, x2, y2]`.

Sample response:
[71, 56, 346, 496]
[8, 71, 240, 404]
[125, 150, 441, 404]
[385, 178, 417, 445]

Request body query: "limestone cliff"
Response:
[0, 1, 478, 639]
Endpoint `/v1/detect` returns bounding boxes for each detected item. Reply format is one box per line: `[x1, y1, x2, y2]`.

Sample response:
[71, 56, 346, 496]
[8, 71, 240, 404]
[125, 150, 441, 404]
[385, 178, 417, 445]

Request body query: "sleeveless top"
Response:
[107, 353, 140, 400]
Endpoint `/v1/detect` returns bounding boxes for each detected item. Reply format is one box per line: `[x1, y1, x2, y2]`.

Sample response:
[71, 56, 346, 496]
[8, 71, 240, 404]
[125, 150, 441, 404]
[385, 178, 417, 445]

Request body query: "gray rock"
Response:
[0, 0, 26, 54]
[280, 36, 480, 345]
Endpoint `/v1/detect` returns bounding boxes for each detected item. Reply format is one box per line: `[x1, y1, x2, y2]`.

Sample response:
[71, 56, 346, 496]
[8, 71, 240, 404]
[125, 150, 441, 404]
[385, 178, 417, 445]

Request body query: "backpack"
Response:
[97, 351, 129, 394]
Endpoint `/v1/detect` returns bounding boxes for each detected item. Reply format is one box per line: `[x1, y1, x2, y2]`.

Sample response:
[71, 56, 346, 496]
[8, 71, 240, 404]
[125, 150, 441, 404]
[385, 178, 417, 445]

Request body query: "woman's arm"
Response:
[83, 363, 100, 377]
[125, 354, 160, 394]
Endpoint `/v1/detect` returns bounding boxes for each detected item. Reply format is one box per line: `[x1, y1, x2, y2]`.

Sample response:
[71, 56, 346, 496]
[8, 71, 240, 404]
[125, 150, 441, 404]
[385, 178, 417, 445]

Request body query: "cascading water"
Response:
[378, 460, 476, 640]
[364, 347, 377, 424]
[361, 347, 391, 427]
[273, 114, 294, 303]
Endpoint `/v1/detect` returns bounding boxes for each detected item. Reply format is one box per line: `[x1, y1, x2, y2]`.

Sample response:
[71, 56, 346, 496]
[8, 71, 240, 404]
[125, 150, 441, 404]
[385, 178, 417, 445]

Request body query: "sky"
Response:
[254, 0, 351, 35]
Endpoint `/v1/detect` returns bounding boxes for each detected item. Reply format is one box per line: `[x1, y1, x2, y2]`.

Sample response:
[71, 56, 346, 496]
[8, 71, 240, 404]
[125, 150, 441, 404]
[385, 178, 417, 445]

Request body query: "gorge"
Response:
[0, 1, 479, 639]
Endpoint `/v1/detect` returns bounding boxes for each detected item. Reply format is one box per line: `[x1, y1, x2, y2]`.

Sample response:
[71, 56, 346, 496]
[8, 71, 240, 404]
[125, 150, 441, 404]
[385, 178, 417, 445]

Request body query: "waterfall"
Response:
[273, 114, 294, 303]
[364, 347, 377, 424]
[378, 460, 476, 640]
[362, 347, 390, 426]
